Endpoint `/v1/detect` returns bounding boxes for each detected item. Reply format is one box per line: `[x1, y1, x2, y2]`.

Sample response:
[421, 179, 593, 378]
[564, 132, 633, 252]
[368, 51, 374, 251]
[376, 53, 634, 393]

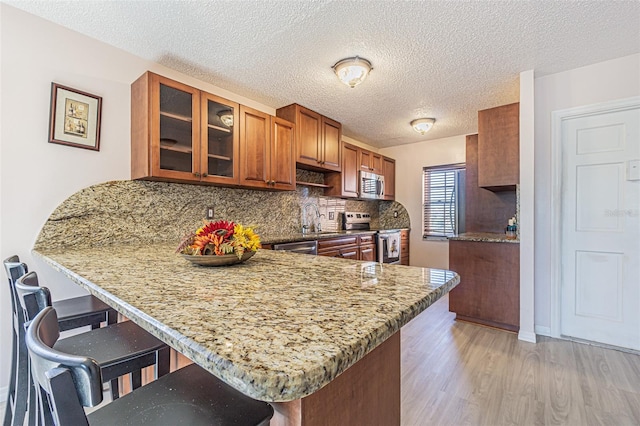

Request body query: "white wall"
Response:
[533, 53, 640, 334]
[0, 4, 276, 393]
[380, 135, 466, 269]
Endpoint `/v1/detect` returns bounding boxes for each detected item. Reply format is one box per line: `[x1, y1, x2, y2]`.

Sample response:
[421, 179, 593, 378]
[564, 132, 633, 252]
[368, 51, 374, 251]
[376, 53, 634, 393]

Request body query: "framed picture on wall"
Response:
[48, 83, 102, 151]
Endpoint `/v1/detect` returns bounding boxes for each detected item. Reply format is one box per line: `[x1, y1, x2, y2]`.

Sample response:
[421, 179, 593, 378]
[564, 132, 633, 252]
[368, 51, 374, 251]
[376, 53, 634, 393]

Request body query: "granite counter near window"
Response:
[449, 232, 519, 244]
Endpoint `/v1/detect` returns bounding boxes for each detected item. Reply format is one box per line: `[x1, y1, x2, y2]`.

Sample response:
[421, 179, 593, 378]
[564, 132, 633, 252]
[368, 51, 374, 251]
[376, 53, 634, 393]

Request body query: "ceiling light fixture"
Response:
[218, 110, 234, 127]
[411, 118, 436, 135]
[332, 56, 373, 88]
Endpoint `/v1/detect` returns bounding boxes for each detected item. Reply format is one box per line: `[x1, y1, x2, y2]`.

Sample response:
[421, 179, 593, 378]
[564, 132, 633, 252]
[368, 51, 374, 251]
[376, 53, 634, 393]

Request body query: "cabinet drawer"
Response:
[359, 234, 375, 244]
[359, 244, 376, 262]
[317, 236, 358, 251]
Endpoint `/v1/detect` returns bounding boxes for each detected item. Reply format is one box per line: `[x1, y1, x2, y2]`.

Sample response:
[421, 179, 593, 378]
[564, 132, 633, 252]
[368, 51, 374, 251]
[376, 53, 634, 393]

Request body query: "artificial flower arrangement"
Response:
[176, 220, 261, 259]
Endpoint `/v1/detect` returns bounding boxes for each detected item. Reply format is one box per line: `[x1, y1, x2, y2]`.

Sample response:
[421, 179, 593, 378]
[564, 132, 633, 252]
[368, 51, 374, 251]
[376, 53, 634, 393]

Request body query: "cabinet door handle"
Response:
[270, 180, 276, 185]
[194, 172, 201, 177]
[202, 173, 208, 177]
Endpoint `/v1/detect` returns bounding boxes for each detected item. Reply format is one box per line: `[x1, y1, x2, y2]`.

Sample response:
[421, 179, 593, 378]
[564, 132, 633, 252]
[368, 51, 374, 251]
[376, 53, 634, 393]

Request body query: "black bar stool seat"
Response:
[53, 295, 115, 332]
[28, 307, 274, 426]
[3, 255, 116, 426]
[14, 271, 170, 425]
[52, 319, 167, 384]
[87, 363, 273, 426]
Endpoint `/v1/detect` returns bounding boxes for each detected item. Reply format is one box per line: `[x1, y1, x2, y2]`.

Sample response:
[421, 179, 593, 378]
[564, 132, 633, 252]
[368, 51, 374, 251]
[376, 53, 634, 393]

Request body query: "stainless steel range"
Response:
[343, 211, 372, 231]
[343, 212, 401, 264]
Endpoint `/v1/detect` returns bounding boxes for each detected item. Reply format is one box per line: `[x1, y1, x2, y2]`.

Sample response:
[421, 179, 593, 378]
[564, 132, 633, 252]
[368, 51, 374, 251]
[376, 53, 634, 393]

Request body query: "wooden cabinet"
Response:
[326, 143, 396, 201]
[132, 72, 240, 185]
[318, 235, 360, 259]
[359, 149, 382, 174]
[276, 104, 342, 172]
[400, 230, 409, 265]
[317, 234, 377, 261]
[448, 240, 519, 331]
[270, 116, 296, 190]
[359, 234, 376, 262]
[321, 116, 342, 171]
[238, 106, 295, 190]
[465, 134, 517, 233]
[382, 157, 396, 201]
[132, 72, 294, 190]
[325, 142, 359, 198]
[477, 103, 519, 190]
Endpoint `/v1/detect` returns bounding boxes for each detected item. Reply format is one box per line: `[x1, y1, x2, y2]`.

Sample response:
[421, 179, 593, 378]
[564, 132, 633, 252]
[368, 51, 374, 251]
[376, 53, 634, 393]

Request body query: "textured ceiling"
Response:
[6, 0, 640, 148]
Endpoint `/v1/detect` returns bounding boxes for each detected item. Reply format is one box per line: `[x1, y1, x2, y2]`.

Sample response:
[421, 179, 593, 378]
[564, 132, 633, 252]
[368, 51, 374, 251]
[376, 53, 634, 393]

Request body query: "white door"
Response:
[561, 106, 640, 350]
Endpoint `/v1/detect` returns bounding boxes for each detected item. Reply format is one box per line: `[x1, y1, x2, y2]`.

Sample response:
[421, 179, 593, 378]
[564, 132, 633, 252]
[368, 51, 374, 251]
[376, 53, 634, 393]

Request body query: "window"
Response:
[423, 164, 465, 238]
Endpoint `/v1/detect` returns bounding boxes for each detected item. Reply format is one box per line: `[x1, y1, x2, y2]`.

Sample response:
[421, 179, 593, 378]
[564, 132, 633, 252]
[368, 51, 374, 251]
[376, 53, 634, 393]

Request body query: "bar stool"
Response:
[27, 307, 274, 426]
[14, 271, 171, 426]
[3, 255, 116, 426]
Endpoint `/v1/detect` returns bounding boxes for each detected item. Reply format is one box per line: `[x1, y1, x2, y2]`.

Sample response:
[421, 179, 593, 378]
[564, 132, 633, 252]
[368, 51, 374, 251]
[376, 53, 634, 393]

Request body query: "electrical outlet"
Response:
[206, 206, 214, 219]
[393, 210, 399, 218]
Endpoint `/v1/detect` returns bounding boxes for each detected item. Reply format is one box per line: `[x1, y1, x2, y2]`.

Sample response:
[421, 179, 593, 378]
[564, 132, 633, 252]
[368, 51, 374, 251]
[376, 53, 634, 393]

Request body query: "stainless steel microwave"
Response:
[359, 170, 384, 199]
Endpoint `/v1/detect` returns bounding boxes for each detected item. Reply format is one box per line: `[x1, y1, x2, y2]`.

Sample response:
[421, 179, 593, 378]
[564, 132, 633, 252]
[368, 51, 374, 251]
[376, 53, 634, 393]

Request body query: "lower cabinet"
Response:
[317, 234, 376, 261]
[318, 235, 359, 259]
[448, 240, 520, 331]
[400, 230, 409, 266]
[359, 234, 376, 262]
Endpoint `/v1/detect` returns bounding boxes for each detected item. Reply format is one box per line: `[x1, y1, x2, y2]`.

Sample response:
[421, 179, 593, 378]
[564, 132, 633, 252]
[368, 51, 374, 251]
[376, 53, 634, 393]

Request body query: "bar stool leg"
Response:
[157, 346, 171, 379]
[5, 317, 30, 426]
[2, 325, 18, 426]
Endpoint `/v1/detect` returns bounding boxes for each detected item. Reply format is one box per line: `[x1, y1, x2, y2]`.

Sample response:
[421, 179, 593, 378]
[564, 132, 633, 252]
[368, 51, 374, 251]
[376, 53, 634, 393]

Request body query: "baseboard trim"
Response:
[0, 385, 7, 403]
[518, 330, 537, 343]
[535, 325, 552, 337]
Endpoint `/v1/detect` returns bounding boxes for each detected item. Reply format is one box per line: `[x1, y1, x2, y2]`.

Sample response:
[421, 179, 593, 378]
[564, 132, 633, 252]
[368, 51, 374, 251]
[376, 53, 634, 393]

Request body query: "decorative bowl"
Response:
[181, 251, 256, 267]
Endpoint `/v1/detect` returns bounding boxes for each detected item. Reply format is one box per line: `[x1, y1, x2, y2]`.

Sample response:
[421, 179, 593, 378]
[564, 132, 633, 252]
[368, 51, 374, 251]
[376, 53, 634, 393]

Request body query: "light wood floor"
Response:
[401, 294, 640, 426]
[3, 295, 638, 425]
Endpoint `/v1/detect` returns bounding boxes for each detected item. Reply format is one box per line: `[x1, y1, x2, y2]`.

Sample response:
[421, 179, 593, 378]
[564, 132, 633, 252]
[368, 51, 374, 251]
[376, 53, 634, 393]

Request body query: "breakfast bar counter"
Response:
[30, 180, 453, 424]
[34, 243, 458, 424]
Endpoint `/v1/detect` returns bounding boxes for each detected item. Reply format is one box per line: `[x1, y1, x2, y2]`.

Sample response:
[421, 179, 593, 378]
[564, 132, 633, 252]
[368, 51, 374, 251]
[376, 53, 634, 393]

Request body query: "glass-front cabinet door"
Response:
[200, 93, 239, 184]
[151, 75, 200, 180]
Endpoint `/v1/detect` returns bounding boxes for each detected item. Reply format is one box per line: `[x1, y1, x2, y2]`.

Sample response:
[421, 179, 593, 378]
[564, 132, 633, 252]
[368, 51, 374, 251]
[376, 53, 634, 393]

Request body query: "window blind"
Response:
[423, 165, 465, 238]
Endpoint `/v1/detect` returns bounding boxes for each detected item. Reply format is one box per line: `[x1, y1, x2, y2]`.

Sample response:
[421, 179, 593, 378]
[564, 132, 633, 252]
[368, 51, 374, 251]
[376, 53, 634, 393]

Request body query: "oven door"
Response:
[377, 232, 401, 264]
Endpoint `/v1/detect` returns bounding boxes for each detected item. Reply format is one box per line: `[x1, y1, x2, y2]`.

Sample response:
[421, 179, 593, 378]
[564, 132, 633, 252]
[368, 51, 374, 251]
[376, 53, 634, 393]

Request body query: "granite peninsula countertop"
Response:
[34, 243, 457, 402]
[449, 232, 519, 243]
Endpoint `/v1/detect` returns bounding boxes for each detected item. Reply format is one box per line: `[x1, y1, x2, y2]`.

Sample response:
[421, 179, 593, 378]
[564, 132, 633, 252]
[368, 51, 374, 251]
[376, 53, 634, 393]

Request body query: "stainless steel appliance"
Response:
[343, 212, 401, 264]
[272, 240, 318, 255]
[376, 230, 401, 264]
[342, 211, 372, 231]
[359, 171, 384, 200]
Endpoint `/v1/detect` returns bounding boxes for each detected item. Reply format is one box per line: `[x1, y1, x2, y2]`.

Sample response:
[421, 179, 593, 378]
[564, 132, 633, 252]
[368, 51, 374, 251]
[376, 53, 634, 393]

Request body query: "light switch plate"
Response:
[206, 206, 214, 219]
[628, 160, 640, 181]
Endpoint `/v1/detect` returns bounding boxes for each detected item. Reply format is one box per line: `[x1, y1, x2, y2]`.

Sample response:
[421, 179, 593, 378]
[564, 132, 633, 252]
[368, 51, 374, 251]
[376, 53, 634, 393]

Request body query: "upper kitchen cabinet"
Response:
[325, 142, 359, 198]
[132, 72, 240, 185]
[477, 102, 519, 190]
[200, 92, 240, 184]
[359, 149, 383, 174]
[276, 104, 342, 172]
[382, 156, 396, 201]
[239, 106, 296, 191]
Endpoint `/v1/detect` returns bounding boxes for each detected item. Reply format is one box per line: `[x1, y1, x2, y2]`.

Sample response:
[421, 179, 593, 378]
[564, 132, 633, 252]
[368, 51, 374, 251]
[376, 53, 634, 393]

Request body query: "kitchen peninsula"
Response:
[31, 180, 457, 425]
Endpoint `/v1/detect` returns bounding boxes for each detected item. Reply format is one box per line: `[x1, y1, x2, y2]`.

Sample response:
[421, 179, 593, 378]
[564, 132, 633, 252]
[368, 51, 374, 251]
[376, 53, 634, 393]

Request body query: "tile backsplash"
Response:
[34, 176, 410, 250]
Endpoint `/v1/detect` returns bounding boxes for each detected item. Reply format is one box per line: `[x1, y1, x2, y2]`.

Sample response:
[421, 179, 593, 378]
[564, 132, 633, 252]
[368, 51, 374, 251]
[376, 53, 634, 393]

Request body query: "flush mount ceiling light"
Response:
[218, 110, 234, 127]
[332, 56, 373, 88]
[410, 118, 436, 135]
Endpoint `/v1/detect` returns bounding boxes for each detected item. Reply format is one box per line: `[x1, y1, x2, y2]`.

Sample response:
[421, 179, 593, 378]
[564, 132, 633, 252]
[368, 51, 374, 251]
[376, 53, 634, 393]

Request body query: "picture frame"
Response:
[48, 83, 102, 151]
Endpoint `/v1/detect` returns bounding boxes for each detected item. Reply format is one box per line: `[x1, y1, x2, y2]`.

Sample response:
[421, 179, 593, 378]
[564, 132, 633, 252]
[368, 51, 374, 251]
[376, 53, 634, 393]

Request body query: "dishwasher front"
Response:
[272, 240, 318, 255]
